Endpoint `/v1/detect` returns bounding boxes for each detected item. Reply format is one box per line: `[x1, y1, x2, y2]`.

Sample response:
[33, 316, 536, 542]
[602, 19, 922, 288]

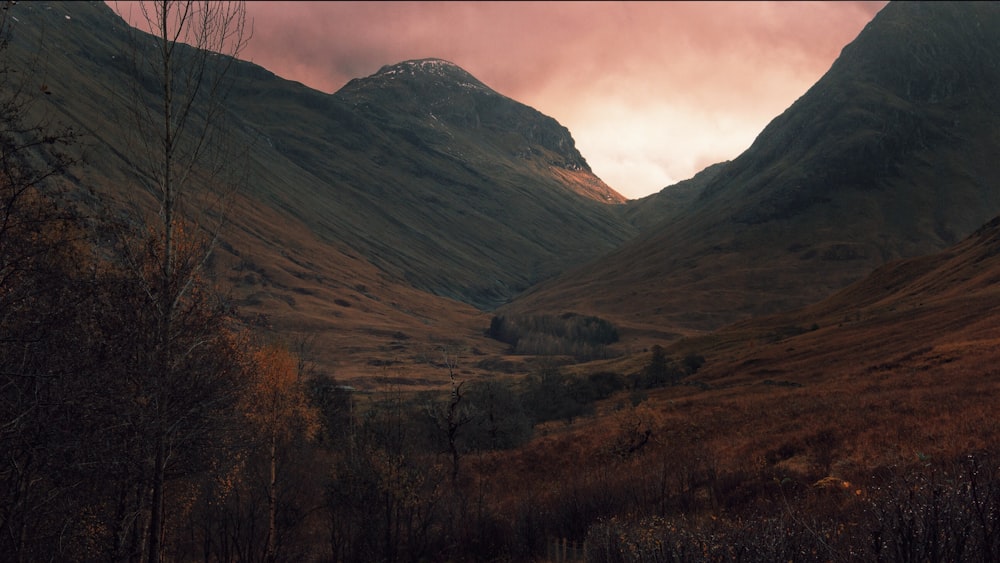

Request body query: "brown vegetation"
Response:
[4, 1, 1000, 562]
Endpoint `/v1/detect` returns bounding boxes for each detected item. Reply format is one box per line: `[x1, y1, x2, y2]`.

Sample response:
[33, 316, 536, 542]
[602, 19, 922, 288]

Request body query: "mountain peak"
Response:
[335, 57, 498, 107]
[363, 58, 491, 92]
[377, 58, 461, 72]
[376, 58, 469, 75]
[334, 57, 610, 187]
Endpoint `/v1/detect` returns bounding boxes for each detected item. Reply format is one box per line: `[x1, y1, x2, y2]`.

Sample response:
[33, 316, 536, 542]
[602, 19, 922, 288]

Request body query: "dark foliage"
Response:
[519, 364, 595, 425]
[630, 346, 705, 390]
[584, 453, 1000, 562]
[461, 378, 532, 451]
[487, 312, 620, 360]
[307, 371, 354, 446]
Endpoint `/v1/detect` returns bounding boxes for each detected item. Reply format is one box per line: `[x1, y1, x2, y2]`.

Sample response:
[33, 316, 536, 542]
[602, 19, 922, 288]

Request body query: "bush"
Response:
[462, 379, 532, 451]
[570, 371, 626, 403]
[630, 346, 685, 389]
[520, 364, 594, 425]
[682, 353, 706, 374]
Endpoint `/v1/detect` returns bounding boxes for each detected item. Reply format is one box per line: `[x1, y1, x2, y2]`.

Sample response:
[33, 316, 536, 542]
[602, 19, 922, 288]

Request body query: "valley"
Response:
[3, 1, 1000, 561]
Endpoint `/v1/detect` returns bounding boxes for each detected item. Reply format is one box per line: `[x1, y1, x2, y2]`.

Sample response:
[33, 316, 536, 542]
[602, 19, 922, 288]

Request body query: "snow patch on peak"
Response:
[381, 58, 459, 72]
[373, 59, 489, 91]
[410, 58, 461, 70]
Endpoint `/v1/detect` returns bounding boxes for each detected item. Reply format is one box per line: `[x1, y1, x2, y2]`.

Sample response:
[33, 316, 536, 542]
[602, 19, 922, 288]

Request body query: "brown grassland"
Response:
[438, 222, 1000, 560]
[222, 214, 1000, 561]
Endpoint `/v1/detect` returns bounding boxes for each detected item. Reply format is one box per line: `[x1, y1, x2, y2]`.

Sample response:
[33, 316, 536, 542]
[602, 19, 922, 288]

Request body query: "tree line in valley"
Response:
[487, 312, 620, 360]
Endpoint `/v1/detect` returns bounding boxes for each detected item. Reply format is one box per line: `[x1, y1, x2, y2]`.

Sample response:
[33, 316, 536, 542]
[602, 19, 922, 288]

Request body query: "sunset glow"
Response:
[111, 1, 887, 199]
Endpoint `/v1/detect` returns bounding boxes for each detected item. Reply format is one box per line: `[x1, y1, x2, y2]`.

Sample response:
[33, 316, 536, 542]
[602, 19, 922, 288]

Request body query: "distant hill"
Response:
[508, 1, 1000, 340]
[619, 161, 728, 231]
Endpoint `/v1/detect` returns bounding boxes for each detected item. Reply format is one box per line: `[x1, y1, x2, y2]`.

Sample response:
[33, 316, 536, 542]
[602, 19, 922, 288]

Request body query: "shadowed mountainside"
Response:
[230, 56, 634, 309]
[505, 1, 1000, 341]
[11, 2, 634, 308]
[7, 1, 639, 379]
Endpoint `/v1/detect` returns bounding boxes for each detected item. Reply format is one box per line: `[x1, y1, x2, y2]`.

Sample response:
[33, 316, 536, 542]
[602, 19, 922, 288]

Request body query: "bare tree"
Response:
[114, 2, 250, 561]
[427, 352, 473, 485]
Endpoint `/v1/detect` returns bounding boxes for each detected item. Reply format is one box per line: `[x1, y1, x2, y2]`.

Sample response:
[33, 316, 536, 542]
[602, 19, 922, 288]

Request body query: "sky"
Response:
[112, 1, 888, 200]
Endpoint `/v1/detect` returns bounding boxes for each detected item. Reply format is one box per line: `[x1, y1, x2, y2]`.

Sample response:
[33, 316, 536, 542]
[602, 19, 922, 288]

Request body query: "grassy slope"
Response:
[468, 215, 1000, 544]
[9, 2, 637, 382]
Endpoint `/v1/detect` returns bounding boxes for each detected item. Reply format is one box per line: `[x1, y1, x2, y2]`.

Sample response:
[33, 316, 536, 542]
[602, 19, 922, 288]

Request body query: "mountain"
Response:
[18, 0, 1000, 383]
[228, 56, 634, 310]
[336, 58, 622, 205]
[507, 1, 1000, 341]
[5, 1, 636, 380]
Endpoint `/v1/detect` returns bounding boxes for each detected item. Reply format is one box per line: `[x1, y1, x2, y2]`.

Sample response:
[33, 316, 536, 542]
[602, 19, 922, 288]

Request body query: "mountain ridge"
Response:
[334, 57, 616, 199]
[355, 58, 492, 93]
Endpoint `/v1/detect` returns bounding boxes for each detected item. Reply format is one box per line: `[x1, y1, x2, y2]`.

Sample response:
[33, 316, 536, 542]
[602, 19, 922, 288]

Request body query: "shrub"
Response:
[461, 379, 533, 451]
[520, 364, 594, 425]
[631, 346, 685, 389]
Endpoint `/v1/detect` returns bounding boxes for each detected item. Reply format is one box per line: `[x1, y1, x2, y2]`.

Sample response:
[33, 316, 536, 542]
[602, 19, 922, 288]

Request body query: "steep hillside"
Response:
[228, 57, 634, 309]
[336, 58, 623, 205]
[507, 1, 1000, 339]
[5, 1, 636, 379]
[680, 214, 1000, 388]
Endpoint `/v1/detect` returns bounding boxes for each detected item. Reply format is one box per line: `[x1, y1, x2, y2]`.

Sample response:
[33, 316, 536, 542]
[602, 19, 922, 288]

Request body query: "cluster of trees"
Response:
[487, 312, 620, 360]
[0, 154, 321, 561]
[317, 363, 631, 561]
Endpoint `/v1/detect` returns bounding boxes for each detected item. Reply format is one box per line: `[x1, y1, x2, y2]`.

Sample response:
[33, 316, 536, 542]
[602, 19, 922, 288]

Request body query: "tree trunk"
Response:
[147, 436, 166, 563]
[148, 3, 173, 560]
[266, 430, 277, 563]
